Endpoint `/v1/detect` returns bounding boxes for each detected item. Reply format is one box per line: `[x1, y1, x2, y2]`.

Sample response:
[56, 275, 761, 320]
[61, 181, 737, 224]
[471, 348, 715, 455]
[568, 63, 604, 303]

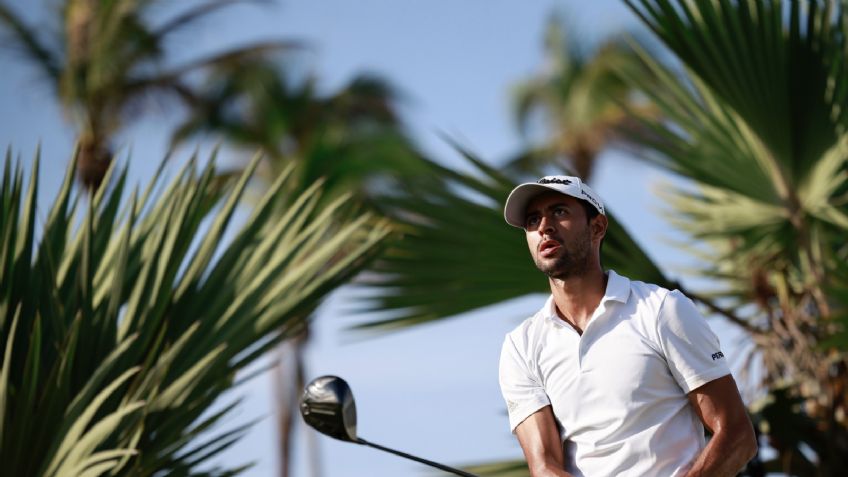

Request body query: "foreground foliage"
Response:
[170, 57, 427, 476]
[623, 0, 848, 473]
[0, 151, 388, 475]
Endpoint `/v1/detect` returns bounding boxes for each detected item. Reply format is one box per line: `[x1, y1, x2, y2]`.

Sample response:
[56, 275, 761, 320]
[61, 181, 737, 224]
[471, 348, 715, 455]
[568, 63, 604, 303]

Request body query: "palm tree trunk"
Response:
[571, 139, 597, 180]
[77, 131, 111, 191]
[275, 329, 312, 477]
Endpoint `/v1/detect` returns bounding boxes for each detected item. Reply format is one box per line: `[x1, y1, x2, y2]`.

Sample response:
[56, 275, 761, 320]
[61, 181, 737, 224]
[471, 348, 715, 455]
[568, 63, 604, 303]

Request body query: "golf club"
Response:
[300, 375, 479, 477]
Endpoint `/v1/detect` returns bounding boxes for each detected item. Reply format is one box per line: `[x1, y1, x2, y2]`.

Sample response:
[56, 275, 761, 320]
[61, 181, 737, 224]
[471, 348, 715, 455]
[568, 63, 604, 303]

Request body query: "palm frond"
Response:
[618, 11, 848, 312]
[353, 144, 670, 331]
[511, 14, 657, 179]
[0, 4, 61, 80]
[624, 0, 846, 179]
[151, 0, 266, 40]
[621, 3, 848, 468]
[173, 57, 427, 205]
[0, 0, 301, 190]
[0, 149, 389, 475]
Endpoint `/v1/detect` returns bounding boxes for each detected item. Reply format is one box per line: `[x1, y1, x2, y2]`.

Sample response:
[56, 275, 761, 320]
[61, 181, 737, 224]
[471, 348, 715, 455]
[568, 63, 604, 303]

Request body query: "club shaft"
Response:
[356, 438, 479, 477]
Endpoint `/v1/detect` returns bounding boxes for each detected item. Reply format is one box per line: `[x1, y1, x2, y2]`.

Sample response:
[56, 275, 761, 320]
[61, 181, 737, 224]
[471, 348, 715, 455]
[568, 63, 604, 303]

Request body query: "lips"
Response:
[539, 239, 561, 258]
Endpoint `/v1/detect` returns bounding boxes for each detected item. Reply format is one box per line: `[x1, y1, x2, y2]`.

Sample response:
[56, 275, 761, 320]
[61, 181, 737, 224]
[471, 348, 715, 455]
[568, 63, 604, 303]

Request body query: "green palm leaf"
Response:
[620, 0, 848, 471]
[173, 58, 428, 206]
[169, 57, 427, 476]
[354, 144, 670, 330]
[620, 1, 848, 314]
[625, 0, 845, 181]
[0, 149, 389, 475]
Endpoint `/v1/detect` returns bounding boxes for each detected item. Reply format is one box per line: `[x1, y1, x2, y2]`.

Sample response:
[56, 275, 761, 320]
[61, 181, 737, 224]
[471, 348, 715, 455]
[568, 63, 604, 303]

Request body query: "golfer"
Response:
[499, 176, 757, 476]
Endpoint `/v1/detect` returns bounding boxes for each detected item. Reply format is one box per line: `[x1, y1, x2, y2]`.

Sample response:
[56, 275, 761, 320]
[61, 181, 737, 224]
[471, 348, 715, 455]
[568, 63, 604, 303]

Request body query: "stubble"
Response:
[533, 229, 593, 280]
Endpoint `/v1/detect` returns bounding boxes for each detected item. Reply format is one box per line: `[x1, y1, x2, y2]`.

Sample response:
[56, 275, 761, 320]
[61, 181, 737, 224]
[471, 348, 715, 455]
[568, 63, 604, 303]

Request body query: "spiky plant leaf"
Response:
[0, 149, 389, 475]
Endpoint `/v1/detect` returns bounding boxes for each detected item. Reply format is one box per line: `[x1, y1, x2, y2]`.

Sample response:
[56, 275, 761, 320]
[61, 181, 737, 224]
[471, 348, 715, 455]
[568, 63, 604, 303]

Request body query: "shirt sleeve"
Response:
[499, 333, 550, 433]
[656, 290, 731, 394]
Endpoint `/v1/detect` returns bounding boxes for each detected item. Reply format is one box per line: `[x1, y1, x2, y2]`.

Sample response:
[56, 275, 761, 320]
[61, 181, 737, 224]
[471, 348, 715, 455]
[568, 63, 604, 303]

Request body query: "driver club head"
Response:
[300, 375, 358, 442]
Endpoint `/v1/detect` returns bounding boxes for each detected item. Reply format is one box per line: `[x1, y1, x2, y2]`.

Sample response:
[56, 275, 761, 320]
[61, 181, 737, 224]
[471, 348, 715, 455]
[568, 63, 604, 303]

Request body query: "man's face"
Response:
[523, 192, 594, 280]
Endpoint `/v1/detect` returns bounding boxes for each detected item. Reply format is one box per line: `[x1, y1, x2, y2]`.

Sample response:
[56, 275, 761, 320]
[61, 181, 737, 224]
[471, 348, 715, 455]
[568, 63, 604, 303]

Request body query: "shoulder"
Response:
[502, 299, 551, 355]
[630, 280, 701, 330]
[609, 272, 703, 340]
[614, 272, 674, 324]
[656, 289, 708, 330]
[628, 277, 673, 306]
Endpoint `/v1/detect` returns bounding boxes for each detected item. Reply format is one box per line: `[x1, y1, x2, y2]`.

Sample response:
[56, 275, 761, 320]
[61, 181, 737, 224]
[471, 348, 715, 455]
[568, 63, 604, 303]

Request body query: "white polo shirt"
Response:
[499, 271, 730, 477]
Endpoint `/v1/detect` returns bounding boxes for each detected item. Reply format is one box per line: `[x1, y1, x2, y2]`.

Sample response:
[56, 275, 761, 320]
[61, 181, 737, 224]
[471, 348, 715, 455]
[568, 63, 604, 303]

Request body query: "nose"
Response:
[537, 214, 555, 235]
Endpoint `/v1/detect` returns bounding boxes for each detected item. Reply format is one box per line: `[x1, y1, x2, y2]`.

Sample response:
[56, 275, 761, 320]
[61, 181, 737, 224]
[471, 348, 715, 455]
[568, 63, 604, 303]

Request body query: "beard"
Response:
[532, 229, 593, 280]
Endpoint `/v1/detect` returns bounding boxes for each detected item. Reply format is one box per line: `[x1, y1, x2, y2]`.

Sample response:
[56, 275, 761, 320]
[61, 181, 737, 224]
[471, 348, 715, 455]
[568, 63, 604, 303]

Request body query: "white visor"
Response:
[503, 175, 605, 228]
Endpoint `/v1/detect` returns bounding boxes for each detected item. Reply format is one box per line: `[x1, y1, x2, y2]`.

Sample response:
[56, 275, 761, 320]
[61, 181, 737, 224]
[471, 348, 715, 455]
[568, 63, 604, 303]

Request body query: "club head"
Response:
[300, 375, 358, 442]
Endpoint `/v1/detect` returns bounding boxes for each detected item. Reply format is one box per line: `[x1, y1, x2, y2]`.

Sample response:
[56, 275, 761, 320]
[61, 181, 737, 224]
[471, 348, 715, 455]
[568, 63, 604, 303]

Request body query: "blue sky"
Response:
[0, 1, 754, 476]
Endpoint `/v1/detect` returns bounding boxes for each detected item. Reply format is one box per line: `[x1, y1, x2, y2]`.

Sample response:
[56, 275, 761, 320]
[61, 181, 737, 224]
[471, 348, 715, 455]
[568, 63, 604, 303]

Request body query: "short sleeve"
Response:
[656, 290, 731, 394]
[498, 333, 550, 433]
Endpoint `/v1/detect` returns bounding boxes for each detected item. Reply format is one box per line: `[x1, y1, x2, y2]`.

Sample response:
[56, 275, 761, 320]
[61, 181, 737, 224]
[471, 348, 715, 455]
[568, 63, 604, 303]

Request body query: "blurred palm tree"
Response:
[172, 57, 427, 477]
[173, 58, 427, 201]
[0, 150, 389, 475]
[0, 0, 294, 191]
[510, 14, 656, 179]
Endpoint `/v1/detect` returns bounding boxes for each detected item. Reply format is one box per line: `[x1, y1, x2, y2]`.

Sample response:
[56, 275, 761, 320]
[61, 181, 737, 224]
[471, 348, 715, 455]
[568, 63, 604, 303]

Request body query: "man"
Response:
[498, 175, 757, 476]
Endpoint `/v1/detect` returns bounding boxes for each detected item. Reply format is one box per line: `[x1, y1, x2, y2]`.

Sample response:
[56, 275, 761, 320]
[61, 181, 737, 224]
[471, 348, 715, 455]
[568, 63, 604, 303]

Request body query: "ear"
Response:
[591, 214, 608, 243]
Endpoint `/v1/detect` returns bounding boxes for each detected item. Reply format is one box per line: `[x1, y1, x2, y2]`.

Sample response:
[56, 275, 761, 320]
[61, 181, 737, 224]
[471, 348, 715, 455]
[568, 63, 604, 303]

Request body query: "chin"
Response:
[537, 263, 569, 279]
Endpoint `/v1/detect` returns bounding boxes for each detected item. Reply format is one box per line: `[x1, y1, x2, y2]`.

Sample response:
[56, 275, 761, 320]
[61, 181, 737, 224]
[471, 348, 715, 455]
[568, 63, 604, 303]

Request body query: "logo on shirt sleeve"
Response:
[711, 351, 725, 361]
[507, 400, 519, 413]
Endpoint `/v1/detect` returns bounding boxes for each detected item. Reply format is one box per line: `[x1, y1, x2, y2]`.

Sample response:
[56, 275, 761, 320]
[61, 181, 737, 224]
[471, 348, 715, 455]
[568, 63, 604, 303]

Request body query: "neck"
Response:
[548, 266, 607, 334]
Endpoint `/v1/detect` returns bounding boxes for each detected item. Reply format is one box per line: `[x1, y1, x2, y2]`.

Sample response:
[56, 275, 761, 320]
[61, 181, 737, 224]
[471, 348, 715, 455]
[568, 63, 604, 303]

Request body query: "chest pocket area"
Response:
[579, 329, 669, 407]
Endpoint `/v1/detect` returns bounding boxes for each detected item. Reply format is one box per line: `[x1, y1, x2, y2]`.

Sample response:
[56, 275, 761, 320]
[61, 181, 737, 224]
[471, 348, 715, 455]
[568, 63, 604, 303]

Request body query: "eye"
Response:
[553, 206, 568, 217]
[525, 214, 541, 228]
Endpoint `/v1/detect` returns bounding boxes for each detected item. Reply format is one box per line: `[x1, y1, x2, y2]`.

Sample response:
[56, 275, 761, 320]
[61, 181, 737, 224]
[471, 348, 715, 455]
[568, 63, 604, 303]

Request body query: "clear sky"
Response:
[0, 1, 753, 476]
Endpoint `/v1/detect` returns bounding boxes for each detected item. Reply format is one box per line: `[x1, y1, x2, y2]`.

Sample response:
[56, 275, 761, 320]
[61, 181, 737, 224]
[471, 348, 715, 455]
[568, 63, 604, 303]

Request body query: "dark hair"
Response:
[579, 200, 601, 224]
[579, 200, 605, 258]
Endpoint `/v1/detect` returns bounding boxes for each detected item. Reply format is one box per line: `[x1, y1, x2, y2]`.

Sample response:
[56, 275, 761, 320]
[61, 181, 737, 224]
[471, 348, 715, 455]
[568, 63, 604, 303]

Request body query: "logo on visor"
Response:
[538, 178, 572, 186]
[581, 190, 603, 213]
[711, 351, 725, 361]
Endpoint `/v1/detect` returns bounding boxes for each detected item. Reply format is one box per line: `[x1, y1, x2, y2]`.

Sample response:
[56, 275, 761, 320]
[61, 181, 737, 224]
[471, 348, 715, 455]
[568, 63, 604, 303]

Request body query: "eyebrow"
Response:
[525, 201, 571, 216]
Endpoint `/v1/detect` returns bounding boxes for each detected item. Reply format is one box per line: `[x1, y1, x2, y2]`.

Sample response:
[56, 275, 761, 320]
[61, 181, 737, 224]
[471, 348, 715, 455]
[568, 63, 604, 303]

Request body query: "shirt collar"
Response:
[540, 270, 631, 323]
[604, 270, 631, 304]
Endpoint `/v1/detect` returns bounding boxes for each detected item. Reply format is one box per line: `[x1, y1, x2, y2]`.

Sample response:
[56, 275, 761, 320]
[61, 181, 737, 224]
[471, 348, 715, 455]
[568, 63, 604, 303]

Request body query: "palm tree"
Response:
[172, 57, 427, 202]
[0, 149, 389, 475]
[511, 13, 656, 179]
[0, 0, 294, 191]
[172, 57, 427, 477]
[617, 1, 848, 473]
